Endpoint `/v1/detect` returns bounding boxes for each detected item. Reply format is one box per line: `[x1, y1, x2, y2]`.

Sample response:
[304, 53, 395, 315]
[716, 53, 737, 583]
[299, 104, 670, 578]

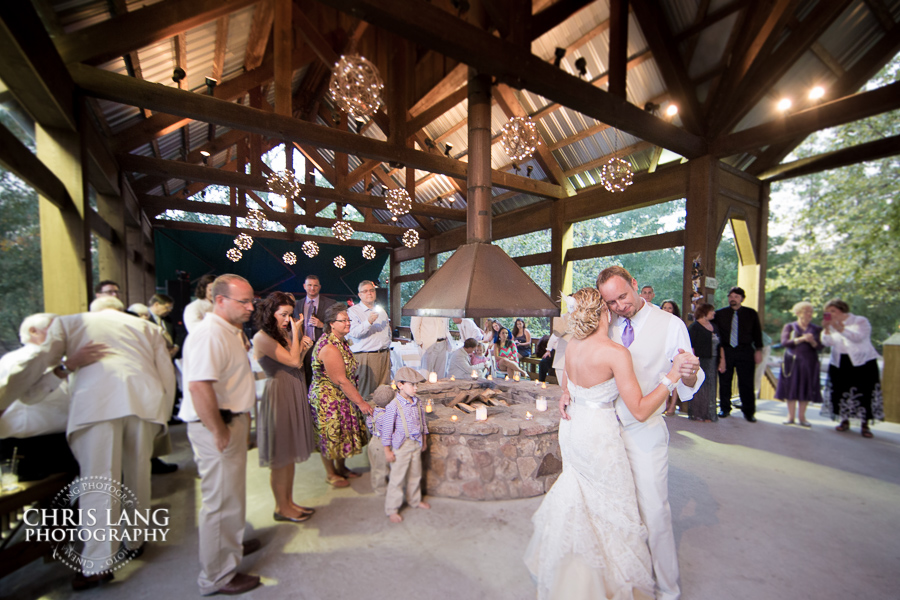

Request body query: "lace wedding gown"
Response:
[524, 378, 654, 600]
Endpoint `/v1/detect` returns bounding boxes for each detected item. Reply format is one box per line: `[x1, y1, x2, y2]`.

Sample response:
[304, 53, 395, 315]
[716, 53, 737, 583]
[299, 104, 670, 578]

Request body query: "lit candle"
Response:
[428, 372, 438, 383]
[541, 382, 547, 389]
[450, 375, 455, 381]
[534, 380, 540, 385]
[505, 375, 510, 381]
[425, 399, 433, 413]
[513, 372, 520, 382]
[450, 414, 458, 422]
[536, 396, 548, 412]
[391, 381, 396, 390]
[486, 374, 493, 381]
[471, 369, 478, 379]
[525, 411, 533, 420]
[475, 405, 487, 421]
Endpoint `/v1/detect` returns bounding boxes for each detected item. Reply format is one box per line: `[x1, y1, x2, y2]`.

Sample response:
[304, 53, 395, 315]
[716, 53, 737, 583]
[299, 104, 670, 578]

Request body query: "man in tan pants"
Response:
[180, 275, 261, 596]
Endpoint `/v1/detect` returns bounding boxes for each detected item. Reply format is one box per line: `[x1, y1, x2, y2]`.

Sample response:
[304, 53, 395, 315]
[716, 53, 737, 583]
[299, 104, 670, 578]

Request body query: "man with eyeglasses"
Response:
[94, 280, 121, 298]
[347, 280, 391, 399]
[179, 274, 262, 596]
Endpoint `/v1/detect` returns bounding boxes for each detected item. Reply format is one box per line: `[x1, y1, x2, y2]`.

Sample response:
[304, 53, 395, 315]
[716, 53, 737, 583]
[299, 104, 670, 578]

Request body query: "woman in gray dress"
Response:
[687, 303, 722, 421]
[252, 292, 316, 523]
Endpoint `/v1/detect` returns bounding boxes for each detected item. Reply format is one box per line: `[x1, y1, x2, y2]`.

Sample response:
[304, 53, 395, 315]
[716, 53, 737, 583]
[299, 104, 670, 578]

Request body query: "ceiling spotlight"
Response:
[199, 150, 210, 157]
[643, 101, 660, 113]
[450, 0, 470, 15]
[424, 137, 435, 149]
[355, 115, 367, 124]
[809, 86, 825, 101]
[665, 104, 679, 117]
[574, 57, 587, 78]
[526, 165, 534, 178]
[366, 182, 375, 192]
[172, 68, 186, 83]
[553, 47, 566, 68]
[444, 143, 453, 157]
[205, 76, 217, 93]
[388, 161, 403, 169]
[777, 97, 792, 112]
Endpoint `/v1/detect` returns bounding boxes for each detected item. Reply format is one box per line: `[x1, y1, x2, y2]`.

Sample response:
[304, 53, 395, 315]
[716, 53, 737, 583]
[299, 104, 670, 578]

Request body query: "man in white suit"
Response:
[596, 266, 703, 600]
[10, 296, 175, 589]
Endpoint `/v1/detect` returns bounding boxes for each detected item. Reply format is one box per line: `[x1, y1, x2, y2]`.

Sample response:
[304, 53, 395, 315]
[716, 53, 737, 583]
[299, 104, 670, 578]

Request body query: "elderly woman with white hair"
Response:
[775, 301, 823, 427]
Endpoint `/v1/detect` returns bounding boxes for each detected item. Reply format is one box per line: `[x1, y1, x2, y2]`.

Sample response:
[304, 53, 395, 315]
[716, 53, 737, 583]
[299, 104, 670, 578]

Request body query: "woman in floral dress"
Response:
[308, 303, 374, 487]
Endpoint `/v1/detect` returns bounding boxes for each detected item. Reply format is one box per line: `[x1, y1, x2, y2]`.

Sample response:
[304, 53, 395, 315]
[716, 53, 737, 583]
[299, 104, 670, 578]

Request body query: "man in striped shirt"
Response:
[382, 367, 431, 523]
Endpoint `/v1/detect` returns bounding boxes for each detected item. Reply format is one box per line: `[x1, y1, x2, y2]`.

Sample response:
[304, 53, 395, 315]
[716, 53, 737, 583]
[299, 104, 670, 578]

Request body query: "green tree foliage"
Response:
[767, 55, 900, 347]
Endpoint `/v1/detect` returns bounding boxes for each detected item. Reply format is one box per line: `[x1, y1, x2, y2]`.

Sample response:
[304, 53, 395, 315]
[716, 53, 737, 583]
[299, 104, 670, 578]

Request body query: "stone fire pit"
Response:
[415, 378, 562, 501]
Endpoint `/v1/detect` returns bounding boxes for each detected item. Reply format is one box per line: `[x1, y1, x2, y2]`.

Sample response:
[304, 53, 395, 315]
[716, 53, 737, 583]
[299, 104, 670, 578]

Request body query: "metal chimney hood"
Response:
[400, 70, 559, 320]
[401, 242, 559, 319]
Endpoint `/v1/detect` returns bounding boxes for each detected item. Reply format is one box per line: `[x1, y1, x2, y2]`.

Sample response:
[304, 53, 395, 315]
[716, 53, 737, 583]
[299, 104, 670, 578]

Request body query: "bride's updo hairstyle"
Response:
[567, 287, 606, 340]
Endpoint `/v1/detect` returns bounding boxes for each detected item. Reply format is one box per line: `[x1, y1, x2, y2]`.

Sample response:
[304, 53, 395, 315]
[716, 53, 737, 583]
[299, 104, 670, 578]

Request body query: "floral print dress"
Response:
[308, 333, 370, 459]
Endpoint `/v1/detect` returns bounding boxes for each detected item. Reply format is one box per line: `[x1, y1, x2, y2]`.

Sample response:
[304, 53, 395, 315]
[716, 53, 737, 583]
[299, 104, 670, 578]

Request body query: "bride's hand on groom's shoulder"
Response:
[558, 392, 571, 420]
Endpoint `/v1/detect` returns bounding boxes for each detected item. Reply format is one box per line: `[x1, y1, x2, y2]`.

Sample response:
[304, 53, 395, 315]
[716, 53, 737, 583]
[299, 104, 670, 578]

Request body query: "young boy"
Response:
[366, 384, 395, 495]
[382, 367, 431, 523]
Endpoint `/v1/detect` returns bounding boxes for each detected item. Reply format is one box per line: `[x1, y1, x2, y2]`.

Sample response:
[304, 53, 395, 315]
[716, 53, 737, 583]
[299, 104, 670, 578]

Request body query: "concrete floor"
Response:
[3, 399, 900, 600]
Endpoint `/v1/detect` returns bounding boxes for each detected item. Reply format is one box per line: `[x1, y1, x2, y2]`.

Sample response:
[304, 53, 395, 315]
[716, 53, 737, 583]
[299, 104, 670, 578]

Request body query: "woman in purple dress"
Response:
[775, 302, 823, 427]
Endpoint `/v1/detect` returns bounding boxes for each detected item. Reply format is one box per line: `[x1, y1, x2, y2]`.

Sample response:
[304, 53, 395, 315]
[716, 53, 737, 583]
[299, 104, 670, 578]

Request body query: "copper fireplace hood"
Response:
[401, 72, 559, 320]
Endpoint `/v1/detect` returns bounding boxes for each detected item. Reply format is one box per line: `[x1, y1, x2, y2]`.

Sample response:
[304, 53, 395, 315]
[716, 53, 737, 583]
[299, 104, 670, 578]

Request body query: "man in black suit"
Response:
[714, 286, 763, 422]
[293, 275, 335, 384]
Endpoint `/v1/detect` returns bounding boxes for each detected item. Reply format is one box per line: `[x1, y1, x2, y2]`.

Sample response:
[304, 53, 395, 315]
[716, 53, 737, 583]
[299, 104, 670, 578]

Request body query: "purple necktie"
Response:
[622, 318, 634, 348]
[306, 301, 315, 337]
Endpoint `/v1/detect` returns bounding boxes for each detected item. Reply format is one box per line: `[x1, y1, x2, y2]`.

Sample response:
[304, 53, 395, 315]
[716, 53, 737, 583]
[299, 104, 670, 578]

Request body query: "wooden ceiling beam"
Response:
[0, 2, 76, 130]
[631, 0, 704, 135]
[407, 86, 468, 138]
[711, 0, 853, 137]
[120, 153, 467, 221]
[73, 64, 565, 198]
[673, 0, 750, 42]
[318, 0, 704, 156]
[711, 80, 900, 157]
[0, 120, 73, 211]
[530, 0, 598, 40]
[758, 133, 900, 182]
[562, 141, 654, 177]
[55, 0, 259, 66]
[153, 218, 391, 247]
[747, 25, 900, 175]
[245, 0, 275, 71]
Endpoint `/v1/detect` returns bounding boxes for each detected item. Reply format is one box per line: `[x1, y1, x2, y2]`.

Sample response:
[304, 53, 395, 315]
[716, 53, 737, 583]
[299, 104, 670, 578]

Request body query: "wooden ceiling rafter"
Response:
[631, 0, 704, 136]
[55, 0, 260, 66]
[313, 0, 705, 157]
[758, 133, 900, 182]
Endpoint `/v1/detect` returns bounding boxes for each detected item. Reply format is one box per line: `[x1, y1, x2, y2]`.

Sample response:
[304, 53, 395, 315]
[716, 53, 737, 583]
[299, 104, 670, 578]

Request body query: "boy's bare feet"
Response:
[417, 501, 431, 510]
[388, 513, 403, 523]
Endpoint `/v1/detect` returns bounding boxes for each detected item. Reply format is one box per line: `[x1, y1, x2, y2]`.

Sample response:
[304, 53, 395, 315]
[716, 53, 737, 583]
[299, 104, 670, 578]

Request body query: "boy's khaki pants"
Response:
[368, 439, 389, 495]
[384, 439, 423, 516]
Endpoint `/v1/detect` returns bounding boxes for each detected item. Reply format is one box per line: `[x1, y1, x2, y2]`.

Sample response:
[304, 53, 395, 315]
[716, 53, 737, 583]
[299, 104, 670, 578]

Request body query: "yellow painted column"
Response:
[125, 225, 144, 307]
[551, 202, 573, 309]
[96, 193, 126, 290]
[36, 125, 88, 315]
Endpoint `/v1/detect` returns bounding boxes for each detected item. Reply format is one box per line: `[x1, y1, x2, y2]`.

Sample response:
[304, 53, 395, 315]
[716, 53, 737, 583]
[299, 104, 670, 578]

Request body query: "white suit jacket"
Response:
[10, 310, 175, 437]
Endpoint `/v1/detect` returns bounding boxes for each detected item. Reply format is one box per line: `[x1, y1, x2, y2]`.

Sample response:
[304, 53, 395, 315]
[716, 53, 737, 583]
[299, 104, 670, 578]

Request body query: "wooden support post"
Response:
[273, 0, 292, 117]
[125, 225, 144, 307]
[422, 237, 436, 280]
[390, 248, 402, 327]
[96, 193, 126, 289]
[144, 236, 156, 299]
[550, 201, 573, 302]
[37, 125, 89, 314]
[684, 155, 719, 318]
[467, 69, 492, 243]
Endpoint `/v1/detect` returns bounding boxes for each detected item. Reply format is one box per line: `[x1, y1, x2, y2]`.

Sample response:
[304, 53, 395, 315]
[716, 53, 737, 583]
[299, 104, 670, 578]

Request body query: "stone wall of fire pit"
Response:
[415, 379, 562, 501]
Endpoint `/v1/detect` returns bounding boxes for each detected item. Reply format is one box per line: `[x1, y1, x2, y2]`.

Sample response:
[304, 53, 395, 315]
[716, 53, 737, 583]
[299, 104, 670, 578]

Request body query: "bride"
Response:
[524, 288, 689, 600]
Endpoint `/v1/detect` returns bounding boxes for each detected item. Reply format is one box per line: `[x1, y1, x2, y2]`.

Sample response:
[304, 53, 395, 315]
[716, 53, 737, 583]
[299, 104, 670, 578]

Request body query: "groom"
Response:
[597, 266, 704, 600]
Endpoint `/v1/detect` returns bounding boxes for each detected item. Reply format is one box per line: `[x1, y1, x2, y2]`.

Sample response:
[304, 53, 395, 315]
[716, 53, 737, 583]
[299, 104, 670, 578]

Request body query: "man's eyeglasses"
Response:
[332, 319, 351, 323]
[224, 296, 254, 306]
[100, 289, 120, 296]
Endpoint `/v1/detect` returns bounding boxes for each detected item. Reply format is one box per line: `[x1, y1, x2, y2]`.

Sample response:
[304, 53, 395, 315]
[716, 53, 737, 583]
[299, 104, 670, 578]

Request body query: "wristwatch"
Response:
[658, 374, 677, 393]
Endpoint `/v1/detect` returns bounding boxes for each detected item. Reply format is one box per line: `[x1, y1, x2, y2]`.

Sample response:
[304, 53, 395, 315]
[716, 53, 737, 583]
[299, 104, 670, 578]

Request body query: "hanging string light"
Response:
[362, 245, 376, 260]
[247, 208, 267, 231]
[226, 248, 242, 262]
[500, 116, 540, 163]
[599, 128, 634, 193]
[266, 170, 301, 200]
[234, 233, 253, 250]
[402, 228, 419, 248]
[384, 188, 412, 221]
[334, 255, 347, 268]
[283, 251, 297, 265]
[329, 54, 384, 120]
[302, 241, 319, 258]
[331, 220, 355, 241]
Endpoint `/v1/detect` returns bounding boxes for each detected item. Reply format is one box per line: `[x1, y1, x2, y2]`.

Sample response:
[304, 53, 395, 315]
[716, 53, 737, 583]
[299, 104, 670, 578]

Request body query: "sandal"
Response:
[783, 420, 795, 425]
[325, 476, 350, 488]
[835, 421, 850, 432]
[338, 469, 361, 479]
[799, 421, 812, 428]
[861, 428, 874, 438]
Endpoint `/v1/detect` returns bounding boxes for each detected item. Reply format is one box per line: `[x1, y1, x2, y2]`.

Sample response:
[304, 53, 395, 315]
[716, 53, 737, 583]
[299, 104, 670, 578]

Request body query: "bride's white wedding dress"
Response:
[524, 378, 654, 600]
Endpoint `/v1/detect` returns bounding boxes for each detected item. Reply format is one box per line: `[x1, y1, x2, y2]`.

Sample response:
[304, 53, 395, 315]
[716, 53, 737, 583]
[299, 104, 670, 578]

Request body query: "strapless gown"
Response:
[524, 378, 654, 600]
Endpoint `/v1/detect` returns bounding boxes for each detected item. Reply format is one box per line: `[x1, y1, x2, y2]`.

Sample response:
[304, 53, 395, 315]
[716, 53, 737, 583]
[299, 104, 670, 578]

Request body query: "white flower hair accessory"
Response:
[564, 295, 576, 313]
